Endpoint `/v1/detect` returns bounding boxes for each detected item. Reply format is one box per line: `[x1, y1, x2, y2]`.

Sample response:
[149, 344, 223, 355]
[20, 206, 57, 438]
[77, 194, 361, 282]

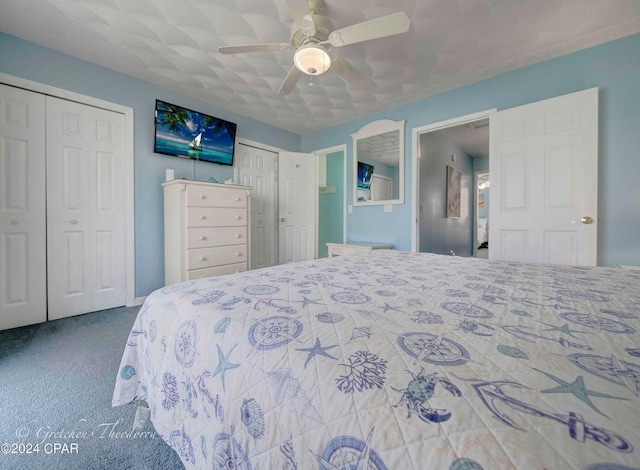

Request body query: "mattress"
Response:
[113, 250, 640, 469]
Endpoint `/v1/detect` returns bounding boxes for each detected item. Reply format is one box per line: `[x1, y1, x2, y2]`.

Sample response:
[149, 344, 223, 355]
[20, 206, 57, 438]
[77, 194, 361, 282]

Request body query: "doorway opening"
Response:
[411, 110, 494, 256]
[316, 146, 346, 258]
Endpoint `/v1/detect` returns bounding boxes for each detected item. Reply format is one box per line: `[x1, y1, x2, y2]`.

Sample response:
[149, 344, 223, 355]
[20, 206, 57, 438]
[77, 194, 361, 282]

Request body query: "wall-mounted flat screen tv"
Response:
[357, 162, 374, 189]
[154, 99, 237, 166]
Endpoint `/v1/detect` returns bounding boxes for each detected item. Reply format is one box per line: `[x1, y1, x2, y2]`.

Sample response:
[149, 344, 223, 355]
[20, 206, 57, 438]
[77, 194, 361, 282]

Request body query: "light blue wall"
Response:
[0, 32, 300, 297]
[302, 33, 640, 267]
[473, 156, 489, 173]
[3, 31, 639, 287]
[317, 151, 345, 258]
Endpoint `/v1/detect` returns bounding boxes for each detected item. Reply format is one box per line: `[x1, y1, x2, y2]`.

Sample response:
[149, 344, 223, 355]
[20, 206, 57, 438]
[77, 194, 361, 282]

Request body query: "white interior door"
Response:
[0, 84, 47, 330]
[235, 143, 278, 269]
[46, 96, 126, 319]
[278, 152, 316, 263]
[489, 88, 598, 265]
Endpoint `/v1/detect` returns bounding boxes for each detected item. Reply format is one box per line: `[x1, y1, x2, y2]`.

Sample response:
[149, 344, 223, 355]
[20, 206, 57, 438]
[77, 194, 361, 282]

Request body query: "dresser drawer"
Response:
[187, 262, 247, 280]
[187, 207, 247, 227]
[187, 245, 247, 270]
[187, 227, 247, 249]
[187, 185, 247, 208]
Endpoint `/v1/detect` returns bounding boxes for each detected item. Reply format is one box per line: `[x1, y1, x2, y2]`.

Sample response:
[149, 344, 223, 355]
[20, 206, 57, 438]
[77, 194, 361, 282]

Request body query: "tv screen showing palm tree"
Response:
[357, 162, 374, 189]
[154, 99, 237, 166]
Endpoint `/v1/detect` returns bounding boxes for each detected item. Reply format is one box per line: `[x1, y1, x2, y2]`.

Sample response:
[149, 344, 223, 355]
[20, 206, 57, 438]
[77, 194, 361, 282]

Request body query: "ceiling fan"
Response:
[217, 0, 411, 96]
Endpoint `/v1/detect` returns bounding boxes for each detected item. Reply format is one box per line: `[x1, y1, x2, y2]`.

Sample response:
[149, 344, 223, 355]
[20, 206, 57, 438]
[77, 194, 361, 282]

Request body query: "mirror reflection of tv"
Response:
[357, 162, 374, 189]
[154, 99, 237, 166]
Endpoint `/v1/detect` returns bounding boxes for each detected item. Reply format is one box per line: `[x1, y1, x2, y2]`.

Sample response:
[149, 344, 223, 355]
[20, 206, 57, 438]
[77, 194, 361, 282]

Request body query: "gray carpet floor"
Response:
[0, 306, 183, 469]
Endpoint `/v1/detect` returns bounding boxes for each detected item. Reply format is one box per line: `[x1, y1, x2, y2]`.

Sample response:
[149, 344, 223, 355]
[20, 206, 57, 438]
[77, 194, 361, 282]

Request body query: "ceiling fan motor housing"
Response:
[290, 14, 332, 47]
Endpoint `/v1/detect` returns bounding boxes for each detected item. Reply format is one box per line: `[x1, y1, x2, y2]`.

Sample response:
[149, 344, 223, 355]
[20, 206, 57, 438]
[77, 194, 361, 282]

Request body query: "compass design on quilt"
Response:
[247, 316, 303, 352]
[174, 321, 197, 368]
[397, 332, 470, 366]
[312, 427, 387, 470]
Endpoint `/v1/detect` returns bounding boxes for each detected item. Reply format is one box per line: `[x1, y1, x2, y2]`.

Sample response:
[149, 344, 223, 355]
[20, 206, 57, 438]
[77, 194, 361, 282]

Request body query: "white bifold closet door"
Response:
[46, 96, 126, 320]
[235, 144, 279, 270]
[0, 85, 47, 330]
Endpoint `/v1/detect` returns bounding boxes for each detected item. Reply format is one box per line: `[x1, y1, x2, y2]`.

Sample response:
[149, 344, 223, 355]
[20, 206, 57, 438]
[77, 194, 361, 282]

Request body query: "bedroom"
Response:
[1, 1, 640, 468]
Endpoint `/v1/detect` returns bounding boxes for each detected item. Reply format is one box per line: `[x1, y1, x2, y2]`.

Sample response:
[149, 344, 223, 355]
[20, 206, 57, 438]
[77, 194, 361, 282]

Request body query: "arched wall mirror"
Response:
[352, 119, 405, 206]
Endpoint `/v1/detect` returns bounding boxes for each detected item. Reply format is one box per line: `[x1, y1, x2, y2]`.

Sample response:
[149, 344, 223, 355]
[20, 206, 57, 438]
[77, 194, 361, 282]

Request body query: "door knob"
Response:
[281, 218, 286, 222]
[580, 216, 594, 225]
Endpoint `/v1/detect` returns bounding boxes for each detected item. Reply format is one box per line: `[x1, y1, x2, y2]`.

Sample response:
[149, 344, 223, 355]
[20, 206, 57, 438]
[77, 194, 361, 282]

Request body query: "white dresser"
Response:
[163, 179, 252, 285]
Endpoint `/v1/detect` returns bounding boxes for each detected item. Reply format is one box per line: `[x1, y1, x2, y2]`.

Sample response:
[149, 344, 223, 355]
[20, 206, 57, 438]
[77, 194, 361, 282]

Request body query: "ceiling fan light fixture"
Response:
[293, 44, 331, 76]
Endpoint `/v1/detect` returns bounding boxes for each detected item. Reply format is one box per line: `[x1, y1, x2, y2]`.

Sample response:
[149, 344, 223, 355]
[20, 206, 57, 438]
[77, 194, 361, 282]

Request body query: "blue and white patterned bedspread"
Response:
[113, 251, 640, 469]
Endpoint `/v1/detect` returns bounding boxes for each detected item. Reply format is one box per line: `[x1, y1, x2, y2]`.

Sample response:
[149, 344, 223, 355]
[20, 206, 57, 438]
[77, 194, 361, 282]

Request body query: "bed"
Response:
[112, 250, 640, 469]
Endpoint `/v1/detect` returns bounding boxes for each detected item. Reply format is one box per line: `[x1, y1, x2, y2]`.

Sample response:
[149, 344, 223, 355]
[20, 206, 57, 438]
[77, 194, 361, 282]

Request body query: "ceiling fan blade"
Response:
[218, 43, 291, 54]
[277, 66, 303, 96]
[330, 55, 374, 90]
[286, 0, 310, 24]
[327, 11, 410, 47]
[286, 0, 324, 21]
[286, 0, 324, 37]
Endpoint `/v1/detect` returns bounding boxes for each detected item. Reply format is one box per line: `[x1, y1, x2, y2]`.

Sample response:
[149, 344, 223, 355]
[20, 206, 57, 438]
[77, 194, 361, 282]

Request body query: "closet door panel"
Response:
[46, 97, 126, 319]
[0, 84, 46, 330]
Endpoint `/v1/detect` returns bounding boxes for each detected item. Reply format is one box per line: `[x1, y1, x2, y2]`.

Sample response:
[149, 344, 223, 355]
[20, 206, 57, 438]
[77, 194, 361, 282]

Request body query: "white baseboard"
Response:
[133, 296, 147, 306]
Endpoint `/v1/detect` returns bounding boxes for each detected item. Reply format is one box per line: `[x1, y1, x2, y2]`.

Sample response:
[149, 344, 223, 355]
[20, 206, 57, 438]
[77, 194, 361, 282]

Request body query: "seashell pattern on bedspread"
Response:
[112, 250, 640, 469]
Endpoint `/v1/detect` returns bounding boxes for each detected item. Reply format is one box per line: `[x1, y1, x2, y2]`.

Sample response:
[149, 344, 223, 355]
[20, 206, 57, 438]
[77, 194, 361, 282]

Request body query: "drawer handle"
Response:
[200, 236, 206, 240]
[11, 219, 20, 225]
[199, 195, 206, 199]
[235, 234, 241, 238]
[199, 256, 207, 261]
[235, 197, 241, 201]
[199, 215, 205, 220]
[235, 216, 241, 220]
[70, 220, 78, 224]
[236, 252, 242, 256]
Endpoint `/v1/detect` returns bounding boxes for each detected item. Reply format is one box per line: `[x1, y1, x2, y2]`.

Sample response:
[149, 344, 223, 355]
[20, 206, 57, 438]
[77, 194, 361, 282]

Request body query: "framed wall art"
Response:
[446, 165, 461, 218]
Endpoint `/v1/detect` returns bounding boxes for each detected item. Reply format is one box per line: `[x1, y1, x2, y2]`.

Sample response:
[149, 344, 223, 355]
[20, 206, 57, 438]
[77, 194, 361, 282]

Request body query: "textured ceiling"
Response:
[1, 0, 639, 134]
